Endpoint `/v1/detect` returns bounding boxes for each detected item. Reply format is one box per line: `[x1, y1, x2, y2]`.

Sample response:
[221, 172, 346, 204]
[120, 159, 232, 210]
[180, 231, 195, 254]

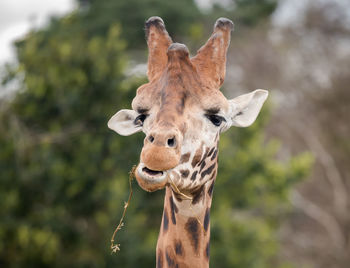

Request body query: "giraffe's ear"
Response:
[228, 89, 268, 128]
[108, 109, 142, 136]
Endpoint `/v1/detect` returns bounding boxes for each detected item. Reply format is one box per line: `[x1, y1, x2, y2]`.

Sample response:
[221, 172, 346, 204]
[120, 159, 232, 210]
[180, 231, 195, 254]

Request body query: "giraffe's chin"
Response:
[135, 163, 169, 192]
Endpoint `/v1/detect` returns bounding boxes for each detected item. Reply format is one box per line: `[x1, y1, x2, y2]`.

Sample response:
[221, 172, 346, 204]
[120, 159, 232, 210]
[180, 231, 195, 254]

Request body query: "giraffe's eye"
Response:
[134, 114, 147, 126]
[205, 114, 226, 127]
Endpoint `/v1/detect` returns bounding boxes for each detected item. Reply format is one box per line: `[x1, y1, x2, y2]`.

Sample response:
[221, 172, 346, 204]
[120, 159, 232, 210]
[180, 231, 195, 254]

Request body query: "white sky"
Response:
[272, 0, 350, 29]
[0, 0, 75, 65]
[1, 0, 349, 66]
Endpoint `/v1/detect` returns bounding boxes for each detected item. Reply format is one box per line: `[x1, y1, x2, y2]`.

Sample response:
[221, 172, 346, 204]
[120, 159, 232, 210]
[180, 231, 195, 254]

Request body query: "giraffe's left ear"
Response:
[108, 109, 142, 136]
[227, 89, 268, 128]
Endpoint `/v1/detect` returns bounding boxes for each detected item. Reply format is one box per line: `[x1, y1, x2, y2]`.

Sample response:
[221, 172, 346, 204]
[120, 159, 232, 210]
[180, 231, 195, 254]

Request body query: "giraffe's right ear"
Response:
[108, 109, 142, 136]
[227, 89, 268, 128]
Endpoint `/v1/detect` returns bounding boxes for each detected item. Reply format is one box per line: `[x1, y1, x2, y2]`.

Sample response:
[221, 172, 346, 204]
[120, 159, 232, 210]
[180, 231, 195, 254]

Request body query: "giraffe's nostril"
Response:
[148, 135, 155, 143]
[167, 137, 176, 147]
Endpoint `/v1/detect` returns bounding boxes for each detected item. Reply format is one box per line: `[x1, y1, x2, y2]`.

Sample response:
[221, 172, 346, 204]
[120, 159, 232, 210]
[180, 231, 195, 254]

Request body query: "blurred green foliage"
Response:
[212, 109, 312, 267]
[0, 22, 151, 267]
[231, 0, 278, 26]
[75, 0, 202, 49]
[0, 0, 311, 267]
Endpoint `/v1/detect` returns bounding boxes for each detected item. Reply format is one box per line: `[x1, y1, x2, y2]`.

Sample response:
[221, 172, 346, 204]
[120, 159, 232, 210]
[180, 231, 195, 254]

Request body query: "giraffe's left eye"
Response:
[205, 114, 226, 127]
[134, 114, 148, 126]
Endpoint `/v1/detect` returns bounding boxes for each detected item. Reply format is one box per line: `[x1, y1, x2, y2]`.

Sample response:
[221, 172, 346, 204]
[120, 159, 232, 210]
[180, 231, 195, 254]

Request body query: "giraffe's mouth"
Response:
[142, 167, 164, 176]
[136, 163, 168, 185]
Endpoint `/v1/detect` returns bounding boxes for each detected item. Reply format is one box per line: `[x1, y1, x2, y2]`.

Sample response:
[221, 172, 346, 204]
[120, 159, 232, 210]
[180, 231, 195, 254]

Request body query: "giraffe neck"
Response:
[156, 179, 215, 268]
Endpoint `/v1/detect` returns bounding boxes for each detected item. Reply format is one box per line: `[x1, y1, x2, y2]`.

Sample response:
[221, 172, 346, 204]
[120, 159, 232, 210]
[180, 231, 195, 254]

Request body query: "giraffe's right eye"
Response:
[205, 114, 226, 127]
[134, 114, 147, 126]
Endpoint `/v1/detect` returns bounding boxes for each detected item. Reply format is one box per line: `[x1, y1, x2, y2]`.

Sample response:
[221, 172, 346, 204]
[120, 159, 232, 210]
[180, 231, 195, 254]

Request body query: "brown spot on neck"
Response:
[207, 147, 215, 157]
[185, 218, 201, 254]
[204, 208, 210, 232]
[192, 185, 205, 205]
[199, 160, 206, 173]
[169, 196, 178, 225]
[208, 181, 215, 197]
[180, 169, 190, 179]
[157, 249, 164, 268]
[165, 245, 179, 268]
[163, 208, 169, 232]
[205, 242, 210, 261]
[210, 149, 218, 161]
[180, 153, 191, 164]
[192, 146, 203, 168]
[197, 147, 210, 169]
[200, 163, 216, 180]
[174, 240, 184, 256]
[190, 170, 198, 181]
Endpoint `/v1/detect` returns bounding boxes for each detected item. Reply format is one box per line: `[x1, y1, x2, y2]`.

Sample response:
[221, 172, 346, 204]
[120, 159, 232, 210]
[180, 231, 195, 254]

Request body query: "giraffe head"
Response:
[108, 17, 268, 193]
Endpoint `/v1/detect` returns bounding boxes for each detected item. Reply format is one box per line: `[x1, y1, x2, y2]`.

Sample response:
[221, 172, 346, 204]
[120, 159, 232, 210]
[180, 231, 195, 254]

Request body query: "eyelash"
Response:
[134, 114, 148, 126]
[205, 114, 225, 127]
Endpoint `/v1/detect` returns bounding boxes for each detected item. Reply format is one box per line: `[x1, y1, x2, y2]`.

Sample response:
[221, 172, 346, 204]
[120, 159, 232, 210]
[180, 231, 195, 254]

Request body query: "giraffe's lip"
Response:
[136, 163, 168, 184]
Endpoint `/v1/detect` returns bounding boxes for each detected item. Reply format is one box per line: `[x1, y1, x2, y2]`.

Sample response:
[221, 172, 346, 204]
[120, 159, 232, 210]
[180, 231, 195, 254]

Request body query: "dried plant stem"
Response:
[168, 176, 192, 200]
[111, 168, 206, 254]
[169, 175, 205, 232]
[110, 165, 136, 254]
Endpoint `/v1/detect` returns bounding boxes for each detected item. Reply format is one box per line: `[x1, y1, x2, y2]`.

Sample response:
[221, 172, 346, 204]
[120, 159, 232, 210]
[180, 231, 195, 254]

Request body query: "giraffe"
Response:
[108, 16, 268, 268]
